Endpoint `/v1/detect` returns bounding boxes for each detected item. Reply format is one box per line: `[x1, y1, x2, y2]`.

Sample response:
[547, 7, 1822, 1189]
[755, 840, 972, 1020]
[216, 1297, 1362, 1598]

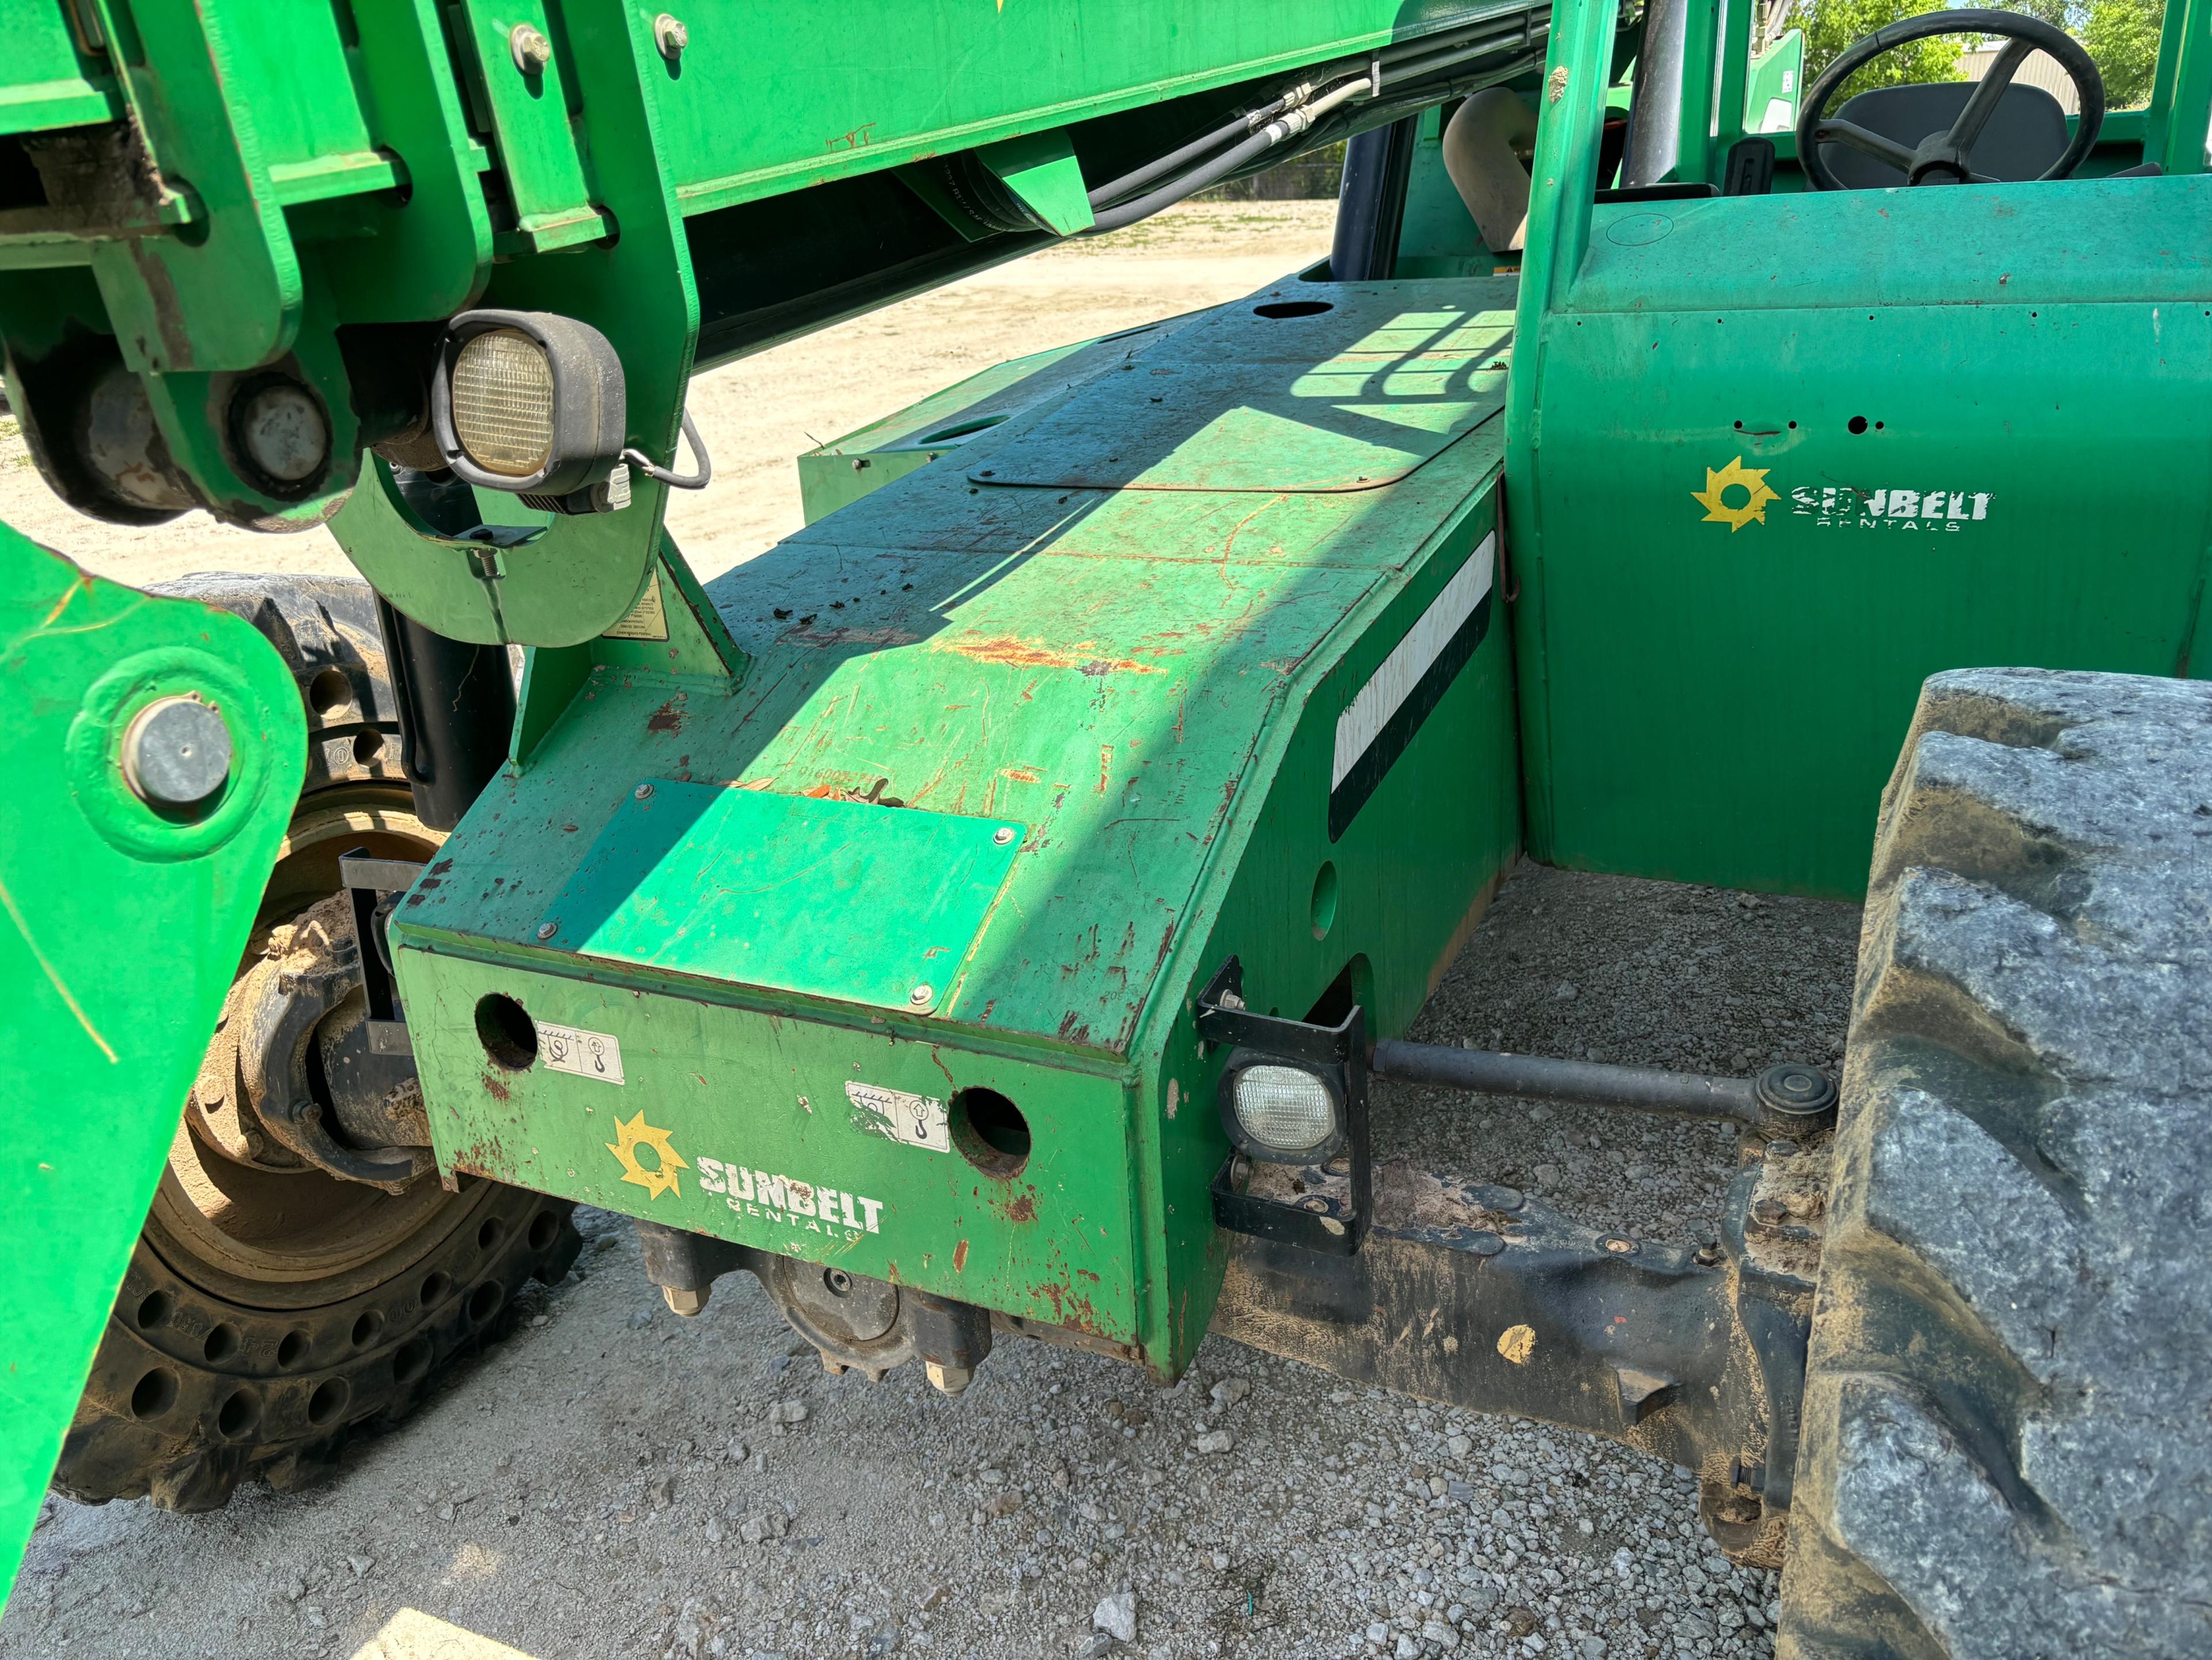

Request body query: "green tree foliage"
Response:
[1799, 0, 2166, 107]
[2082, 0, 2165, 107]
[1801, 0, 1965, 99]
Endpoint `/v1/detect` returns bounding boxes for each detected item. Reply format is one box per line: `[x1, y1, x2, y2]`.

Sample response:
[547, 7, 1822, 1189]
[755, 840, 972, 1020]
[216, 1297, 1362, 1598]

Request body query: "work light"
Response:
[431, 309, 628, 509]
[1219, 1052, 1346, 1163]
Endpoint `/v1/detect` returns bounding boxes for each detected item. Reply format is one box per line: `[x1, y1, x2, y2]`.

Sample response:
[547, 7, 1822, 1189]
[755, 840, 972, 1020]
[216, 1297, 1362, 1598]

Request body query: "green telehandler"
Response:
[1, 0, 2206, 1653]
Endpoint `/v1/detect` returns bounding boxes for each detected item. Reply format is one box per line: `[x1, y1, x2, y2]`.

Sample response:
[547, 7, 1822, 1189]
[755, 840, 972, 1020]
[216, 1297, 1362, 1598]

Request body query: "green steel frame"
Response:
[8, 0, 2212, 1620]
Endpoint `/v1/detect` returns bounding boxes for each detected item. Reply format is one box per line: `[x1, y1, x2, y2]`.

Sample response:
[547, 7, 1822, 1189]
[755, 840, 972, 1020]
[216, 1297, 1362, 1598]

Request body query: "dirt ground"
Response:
[0, 202, 1339, 588]
[0, 202, 1860, 1660]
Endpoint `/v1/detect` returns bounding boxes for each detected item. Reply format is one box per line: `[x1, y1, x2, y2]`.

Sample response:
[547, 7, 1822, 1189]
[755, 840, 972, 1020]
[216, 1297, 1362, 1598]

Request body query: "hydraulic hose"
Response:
[1084, 21, 1547, 235]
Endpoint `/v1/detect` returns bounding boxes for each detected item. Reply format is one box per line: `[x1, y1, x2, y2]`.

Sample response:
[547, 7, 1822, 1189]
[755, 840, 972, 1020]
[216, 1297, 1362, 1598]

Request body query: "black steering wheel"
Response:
[1796, 9, 2104, 190]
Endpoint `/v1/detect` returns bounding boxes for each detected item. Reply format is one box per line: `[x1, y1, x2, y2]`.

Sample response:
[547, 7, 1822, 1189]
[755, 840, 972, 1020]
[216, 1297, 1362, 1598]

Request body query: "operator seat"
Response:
[1818, 80, 2069, 187]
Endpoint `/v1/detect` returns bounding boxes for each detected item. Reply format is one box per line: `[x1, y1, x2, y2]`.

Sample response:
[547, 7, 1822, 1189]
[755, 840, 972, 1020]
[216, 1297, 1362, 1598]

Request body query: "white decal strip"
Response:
[1332, 533, 1495, 791]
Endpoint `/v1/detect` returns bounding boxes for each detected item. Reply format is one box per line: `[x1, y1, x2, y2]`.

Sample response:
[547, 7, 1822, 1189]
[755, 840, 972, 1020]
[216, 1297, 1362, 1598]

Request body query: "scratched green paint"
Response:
[0, 531, 304, 1610]
[393, 278, 1521, 1375]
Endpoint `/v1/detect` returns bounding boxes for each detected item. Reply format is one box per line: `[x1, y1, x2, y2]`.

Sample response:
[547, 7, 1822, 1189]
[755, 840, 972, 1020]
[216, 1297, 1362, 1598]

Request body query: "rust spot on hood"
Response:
[936, 633, 1159, 675]
[952, 1239, 970, 1272]
[647, 697, 685, 734]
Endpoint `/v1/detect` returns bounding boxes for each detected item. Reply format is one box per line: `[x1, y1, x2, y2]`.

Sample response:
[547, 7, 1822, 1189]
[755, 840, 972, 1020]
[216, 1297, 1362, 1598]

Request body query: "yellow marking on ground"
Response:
[350, 1608, 540, 1659]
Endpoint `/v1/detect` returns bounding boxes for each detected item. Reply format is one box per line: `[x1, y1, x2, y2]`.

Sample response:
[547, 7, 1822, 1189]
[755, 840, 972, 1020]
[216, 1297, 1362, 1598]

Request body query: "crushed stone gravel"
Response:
[0, 860, 1858, 1660]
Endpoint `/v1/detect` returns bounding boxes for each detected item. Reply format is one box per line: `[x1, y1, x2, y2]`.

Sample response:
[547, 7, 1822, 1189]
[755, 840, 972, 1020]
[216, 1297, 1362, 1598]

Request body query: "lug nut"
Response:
[122, 695, 232, 810]
[925, 1362, 974, 1397]
[509, 23, 552, 74]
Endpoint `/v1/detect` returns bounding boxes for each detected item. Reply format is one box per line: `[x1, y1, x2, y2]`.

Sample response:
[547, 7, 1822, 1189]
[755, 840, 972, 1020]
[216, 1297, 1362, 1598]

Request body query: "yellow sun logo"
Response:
[605, 1111, 689, 1201]
[1691, 456, 1779, 532]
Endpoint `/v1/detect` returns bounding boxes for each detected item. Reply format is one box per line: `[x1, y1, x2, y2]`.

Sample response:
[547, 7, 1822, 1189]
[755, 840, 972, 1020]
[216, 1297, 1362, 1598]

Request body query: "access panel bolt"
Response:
[634, 782, 654, 801]
[653, 13, 688, 59]
[908, 983, 933, 1007]
[537, 921, 559, 940]
[925, 1362, 974, 1397]
[509, 24, 552, 75]
[122, 695, 231, 810]
[992, 826, 1016, 846]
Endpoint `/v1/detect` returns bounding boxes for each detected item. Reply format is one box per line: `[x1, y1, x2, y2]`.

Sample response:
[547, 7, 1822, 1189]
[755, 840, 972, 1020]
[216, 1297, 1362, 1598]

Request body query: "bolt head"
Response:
[634, 782, 654, 800]
[925, 1362, 974, 1397]
[662, 1285, 705, 1318]
[536, 921, 558, 940]
[1603, 1235, 1638, 1255]
[509, 23, 552, 74]
[122, 695, 232, 809]
[236, 381, 328, 485]
[653, 12, 688, 56]
[992, 826, 1016, 846]
[908, 983, 933, 1007]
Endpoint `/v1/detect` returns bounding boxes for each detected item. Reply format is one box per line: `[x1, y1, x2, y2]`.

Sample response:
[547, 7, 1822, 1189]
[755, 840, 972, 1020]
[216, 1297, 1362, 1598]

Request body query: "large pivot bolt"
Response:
[121, 695, 232, 810]
[1753, 1063, 1839, 1128]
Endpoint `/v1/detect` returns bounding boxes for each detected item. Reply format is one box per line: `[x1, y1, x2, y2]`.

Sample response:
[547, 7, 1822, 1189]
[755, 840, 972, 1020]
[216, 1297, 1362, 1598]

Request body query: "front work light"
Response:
[1219, 1052, 1345, 1163]
[431, 309, 628, 512]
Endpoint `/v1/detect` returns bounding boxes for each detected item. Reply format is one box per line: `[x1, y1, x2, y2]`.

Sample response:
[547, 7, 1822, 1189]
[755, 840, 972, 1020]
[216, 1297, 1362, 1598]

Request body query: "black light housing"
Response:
[1195, 958, 1372, 1256]
[430, 309, 627, 508]
[1217, 1049, 1347, 1164]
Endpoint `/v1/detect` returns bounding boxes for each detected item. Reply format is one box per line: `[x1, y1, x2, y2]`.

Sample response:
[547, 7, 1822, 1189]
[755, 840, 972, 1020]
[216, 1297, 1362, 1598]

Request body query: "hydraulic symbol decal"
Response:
[605, 1111, 689, 1200]
[1692, 457, 1779, 531]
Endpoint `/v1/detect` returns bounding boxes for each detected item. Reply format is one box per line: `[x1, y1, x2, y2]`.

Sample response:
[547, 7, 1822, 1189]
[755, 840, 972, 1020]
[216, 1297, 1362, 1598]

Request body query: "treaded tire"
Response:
[1779, 668, 2212, 1659]
[56, 1183, 580, 1511]
[50, 574, 581, 1514]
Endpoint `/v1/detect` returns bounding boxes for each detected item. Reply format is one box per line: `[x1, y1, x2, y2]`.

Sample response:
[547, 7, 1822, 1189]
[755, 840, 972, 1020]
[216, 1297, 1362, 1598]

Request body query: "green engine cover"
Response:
[392, 277, 1524, 1374]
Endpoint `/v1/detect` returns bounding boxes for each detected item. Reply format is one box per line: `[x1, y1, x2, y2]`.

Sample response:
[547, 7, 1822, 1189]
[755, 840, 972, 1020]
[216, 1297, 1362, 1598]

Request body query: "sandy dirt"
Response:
[0, 200, 1858, 1660]
[0, 203, 1338, 588]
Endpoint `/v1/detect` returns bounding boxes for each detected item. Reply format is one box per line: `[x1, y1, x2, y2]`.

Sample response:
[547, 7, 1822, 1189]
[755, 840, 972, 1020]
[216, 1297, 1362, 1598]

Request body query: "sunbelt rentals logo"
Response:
[1694, 456, 1993, 534]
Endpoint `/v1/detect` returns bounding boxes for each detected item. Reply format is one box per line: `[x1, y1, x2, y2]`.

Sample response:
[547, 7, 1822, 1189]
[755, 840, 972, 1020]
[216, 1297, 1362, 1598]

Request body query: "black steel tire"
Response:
[1779, 669, 2212, 1659]
[51, 575, 579, 1513]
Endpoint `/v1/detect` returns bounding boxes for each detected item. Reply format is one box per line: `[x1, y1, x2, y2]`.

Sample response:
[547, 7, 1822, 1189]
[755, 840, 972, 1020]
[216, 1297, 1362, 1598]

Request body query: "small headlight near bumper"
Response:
[1219, 1051, 1346, 1163]
[431, 309, 627, 501]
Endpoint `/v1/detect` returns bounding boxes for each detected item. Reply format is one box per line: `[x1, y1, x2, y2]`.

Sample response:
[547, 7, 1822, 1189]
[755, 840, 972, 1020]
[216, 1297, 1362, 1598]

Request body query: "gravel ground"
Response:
[1, 861, 1861, 1660]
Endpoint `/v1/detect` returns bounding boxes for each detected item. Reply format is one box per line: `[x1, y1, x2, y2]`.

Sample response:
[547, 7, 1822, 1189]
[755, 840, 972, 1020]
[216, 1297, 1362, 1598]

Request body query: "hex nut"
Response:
[662, 1286, 705, 1318]
[925, 1362, 973, 1396]
[509, 24, 552, 75]
[653, 13, 688, 58]
[121, 695, 232, 810]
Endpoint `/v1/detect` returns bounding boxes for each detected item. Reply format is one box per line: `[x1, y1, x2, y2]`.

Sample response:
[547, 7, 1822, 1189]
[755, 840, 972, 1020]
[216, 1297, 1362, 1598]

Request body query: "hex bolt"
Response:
[925, 1362, 974, 1396]
[1602, 1235, 1638, 1255]
[653, 13, 688, 59]
[634, 782, 654, 800]
[908, 983, 933, 1007]
[234, 380, 329, 486]
[121, 695, 232, 810]
[993, 826, 1016, 846]
[662, 1285, 705, 1318]
[536, 921, 559, 940]
[509, 23, 552, 75]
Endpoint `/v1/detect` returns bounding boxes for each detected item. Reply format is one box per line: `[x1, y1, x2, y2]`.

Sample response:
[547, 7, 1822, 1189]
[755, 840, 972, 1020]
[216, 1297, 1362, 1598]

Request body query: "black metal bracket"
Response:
[1197, 957, 1372, 1257]
[340, 850, 425, 1058]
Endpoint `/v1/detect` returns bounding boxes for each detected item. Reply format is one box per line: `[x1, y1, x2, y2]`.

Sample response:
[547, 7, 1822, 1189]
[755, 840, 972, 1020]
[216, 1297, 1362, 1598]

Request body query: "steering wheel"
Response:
[1796, 9, 2104, 190]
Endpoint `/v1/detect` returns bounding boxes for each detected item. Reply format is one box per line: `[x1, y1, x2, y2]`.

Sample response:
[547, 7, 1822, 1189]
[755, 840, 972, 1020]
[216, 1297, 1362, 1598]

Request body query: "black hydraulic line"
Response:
[1086, 82, 1321, 209]
[1086, 15, 1550, 212]
[375, 596, 517, 832]
[1087, 38, 1521, 235]
[1373, 1039, 1772, 1124]
[1331, 114, 1420, 280]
